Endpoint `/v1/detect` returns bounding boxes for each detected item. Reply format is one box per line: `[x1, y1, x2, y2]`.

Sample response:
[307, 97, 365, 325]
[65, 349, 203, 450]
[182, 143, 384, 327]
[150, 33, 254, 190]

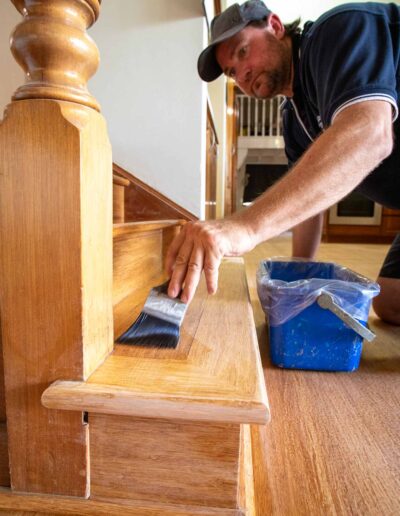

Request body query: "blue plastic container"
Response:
[256, 260, 380, 372]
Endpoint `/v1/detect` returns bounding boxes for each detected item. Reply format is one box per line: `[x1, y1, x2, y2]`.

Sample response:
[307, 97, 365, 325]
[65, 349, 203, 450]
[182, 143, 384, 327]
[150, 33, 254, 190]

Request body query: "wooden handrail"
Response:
[113, 163, 197, 222]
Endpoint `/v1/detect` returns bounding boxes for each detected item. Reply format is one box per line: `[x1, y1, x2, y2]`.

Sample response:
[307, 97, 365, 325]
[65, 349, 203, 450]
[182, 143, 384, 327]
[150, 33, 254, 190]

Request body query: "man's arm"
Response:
[167, 100, 393, 302]
[292, 213, 324, 259]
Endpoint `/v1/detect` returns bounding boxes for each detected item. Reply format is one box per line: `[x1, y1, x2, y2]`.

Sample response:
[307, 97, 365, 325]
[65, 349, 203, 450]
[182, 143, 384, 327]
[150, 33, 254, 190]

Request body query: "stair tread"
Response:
[42, 258, 270, 424]
[113, 220, 185, 236]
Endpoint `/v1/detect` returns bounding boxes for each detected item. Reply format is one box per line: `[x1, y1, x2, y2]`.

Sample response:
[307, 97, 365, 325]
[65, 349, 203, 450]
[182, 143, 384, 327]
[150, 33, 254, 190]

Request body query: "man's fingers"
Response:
[165, 228, 186, 276]
[180, 245, 204, 304]
[168, 238, 194, 298]
[204, 249, 221, 296]
[165, 221, 225, 302]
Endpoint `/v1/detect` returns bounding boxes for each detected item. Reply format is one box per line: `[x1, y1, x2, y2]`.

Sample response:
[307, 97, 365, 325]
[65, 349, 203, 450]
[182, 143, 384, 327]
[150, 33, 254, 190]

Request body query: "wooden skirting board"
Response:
[0, 488, 246, 515]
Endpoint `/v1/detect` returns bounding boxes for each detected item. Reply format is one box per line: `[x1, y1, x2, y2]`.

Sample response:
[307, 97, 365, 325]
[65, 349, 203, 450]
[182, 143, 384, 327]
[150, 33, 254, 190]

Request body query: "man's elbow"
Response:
[374, 115, 394, 162]
[378, 130, 394, 161]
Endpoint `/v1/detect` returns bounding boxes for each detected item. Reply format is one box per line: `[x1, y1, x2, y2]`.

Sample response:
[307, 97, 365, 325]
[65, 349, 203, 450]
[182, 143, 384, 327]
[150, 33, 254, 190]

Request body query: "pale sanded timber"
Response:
[42, 258, 270, 425]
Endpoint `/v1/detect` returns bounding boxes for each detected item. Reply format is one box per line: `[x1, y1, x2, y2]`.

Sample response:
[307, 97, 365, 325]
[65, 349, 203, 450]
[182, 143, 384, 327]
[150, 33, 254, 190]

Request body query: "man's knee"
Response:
[372, 277, 400, 325]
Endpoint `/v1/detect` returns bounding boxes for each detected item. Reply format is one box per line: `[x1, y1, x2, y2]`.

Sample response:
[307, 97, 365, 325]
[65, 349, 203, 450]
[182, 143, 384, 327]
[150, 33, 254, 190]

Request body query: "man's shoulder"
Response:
[304, 2, 400, 38]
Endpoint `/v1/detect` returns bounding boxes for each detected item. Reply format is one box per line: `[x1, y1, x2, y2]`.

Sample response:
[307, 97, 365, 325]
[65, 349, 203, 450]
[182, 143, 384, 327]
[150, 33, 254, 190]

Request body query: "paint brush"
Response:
[116, 281, 188, 348]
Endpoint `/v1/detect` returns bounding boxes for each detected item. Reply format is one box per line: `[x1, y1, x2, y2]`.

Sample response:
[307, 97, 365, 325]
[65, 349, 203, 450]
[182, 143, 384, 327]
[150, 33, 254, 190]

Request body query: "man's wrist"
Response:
[231, 207, 264, 249]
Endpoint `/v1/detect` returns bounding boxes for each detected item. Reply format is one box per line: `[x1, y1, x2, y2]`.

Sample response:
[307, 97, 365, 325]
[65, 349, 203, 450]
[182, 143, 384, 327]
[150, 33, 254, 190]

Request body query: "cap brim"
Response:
[197, 20, 249, 82]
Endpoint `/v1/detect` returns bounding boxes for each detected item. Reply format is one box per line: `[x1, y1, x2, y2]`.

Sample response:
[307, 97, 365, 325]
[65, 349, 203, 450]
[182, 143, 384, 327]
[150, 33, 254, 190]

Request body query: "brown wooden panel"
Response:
[225, 81, 238, 216]
[113, 164, 197, 222]
[382, 214, 400, 234]
[323, 222, 394, 243]
[326, 224, 382, 237]
[0, 488, 243, 515]
[113, 229, 163, 307]
[205, 106, 218, 220]
[0, 317, 6, 422]
[382, 208, 400, 216]
[323, 208, 400, 243]
[112, 221, 183, 339]
[0, 99, 115, 495]
[90, 414, 241, 508]
[113, 183, 125, 224]
[0, 423, 10, 488]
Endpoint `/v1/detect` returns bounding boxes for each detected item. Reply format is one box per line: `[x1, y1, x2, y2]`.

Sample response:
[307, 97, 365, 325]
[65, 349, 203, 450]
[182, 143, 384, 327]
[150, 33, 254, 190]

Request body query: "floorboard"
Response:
[244, 236, 400, 515]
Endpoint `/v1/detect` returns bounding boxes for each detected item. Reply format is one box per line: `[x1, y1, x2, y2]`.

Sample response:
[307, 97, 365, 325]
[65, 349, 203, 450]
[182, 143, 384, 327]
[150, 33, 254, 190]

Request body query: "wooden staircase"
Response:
[113, 163, 197, 223]
[0, 2, 269, 514]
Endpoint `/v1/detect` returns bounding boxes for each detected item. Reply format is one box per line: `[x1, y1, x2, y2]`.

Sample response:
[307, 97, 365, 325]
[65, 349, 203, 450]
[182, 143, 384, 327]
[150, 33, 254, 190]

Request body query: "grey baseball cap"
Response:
[198, 0, 271, 82]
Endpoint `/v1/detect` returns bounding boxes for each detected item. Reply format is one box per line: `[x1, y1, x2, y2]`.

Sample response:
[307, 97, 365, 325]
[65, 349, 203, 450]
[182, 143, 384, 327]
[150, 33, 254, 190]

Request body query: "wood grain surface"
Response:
[90, 415, 241, 508]
[0, 425, 9, 488]
[43, 259, 270, 425]
[10, 0, 101, 110]
[0, 325, 5, 422]
[0, 99, 114, 495]
[112, 220, 182, 340]
[244, 236, 400, 515]
[113, 163, 197, 222]
[0, 487, 244, 515]
[238, 425, 255, 515]
[113, 182, 126, 223]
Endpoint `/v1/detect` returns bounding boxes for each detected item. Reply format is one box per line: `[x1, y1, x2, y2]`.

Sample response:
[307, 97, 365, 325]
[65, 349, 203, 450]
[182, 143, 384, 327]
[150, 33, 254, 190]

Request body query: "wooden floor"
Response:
[244, 236, 400, 515]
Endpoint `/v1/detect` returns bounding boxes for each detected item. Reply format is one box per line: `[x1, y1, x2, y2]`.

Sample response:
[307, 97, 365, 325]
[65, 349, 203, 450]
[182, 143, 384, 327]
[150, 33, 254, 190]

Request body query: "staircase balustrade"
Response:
[237, 94, 285, 140]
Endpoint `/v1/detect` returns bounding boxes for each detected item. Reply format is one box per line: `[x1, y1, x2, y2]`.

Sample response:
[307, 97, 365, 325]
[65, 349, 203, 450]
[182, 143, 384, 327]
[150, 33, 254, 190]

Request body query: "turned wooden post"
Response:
[0, 0, 113, 496]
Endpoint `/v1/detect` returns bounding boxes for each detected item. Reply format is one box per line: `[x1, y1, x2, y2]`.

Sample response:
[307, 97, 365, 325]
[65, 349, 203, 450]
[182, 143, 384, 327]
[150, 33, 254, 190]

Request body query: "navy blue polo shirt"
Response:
[282, 2, 400, 209]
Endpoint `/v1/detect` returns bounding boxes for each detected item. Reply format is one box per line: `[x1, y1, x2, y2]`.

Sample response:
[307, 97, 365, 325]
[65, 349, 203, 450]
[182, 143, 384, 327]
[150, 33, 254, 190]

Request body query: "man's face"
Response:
[215, 17, 292, 99]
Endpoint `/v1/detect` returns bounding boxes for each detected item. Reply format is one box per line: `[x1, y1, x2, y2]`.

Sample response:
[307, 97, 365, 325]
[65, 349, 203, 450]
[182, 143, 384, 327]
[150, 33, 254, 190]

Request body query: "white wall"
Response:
[0, 1, 206, 218]
[0, 5, 23, 118]
[89, 0, 206, 217]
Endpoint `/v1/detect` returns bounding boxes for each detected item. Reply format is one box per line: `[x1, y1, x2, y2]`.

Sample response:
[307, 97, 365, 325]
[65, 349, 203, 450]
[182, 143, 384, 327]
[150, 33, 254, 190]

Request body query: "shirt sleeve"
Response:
[303, 10, 399, 127]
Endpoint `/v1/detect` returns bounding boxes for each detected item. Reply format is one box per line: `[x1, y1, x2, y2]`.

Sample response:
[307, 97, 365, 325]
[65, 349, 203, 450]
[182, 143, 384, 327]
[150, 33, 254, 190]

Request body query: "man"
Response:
[166, 0, 400, 324]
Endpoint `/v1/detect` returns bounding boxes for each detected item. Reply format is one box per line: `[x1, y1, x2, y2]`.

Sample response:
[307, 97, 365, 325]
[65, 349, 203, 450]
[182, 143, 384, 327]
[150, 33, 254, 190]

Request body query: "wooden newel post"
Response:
[0, 0, 113, 497]
[10, 0, 101, 110]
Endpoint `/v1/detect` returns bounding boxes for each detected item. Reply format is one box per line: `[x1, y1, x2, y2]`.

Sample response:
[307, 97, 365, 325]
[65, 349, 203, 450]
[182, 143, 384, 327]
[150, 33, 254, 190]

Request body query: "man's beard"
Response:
[254, 69, 287, 99]
[253, 37, 292, 99]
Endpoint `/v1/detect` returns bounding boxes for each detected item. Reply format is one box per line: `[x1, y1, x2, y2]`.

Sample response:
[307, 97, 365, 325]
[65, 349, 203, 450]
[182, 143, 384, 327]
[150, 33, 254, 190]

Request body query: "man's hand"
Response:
[166, 219, 256, 303]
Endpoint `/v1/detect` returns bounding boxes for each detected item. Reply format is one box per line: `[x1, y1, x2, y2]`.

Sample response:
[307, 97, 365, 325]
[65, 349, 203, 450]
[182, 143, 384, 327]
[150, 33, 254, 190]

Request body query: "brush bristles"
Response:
[117, 312, 180, 349]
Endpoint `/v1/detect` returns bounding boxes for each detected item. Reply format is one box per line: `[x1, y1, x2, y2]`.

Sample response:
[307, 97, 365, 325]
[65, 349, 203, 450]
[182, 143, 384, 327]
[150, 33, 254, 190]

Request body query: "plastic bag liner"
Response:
[256, 258, 380, 326]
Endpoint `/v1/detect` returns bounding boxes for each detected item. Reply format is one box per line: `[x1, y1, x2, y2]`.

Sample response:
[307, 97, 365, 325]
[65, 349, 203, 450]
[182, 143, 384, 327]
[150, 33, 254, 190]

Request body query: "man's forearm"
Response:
[234, 101, 393, 246]
[292, 213, 324, 259]
[166, 101, 393, 304]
